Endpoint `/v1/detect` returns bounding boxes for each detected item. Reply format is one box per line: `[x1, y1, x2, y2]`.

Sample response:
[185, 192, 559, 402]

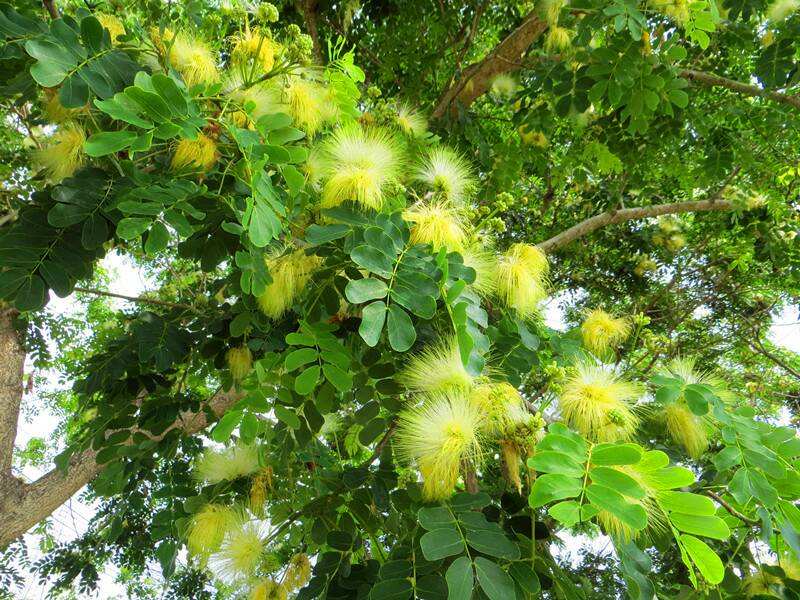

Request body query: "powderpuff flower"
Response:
[395, 391, 484, 501]
[767, 0, 799, 21]
[558, 362, 643, 442]
[95, 13, 125, 44]
[38, 123, 85, 182]
[250, 580, 287, 600]
[320, 126, 403, 210]
[171, 133, 219, 173]
[496, 243, 549, 318]
[194, 443, 261, 484]
[414, 147, 477, 206]
[490, 74, 518, 98]
[257, 249, 322, 319]
[186, 504, 236, 557]
[394, 102, 428, 137]
[397, 337, 477, 395]
[539, 0, 566, 25]
[404, 200, 467, 252]
[544, 26, 573, 53]
[282, 76, 329, 135]
[469, 382, 525, 434]
[460, 242, 499, 296]
[227, 345, 253, 380]
[581, 308, 631, 356]
[211, 520, 265, 583]
[231, 28, 277, 73]
[165, 31, 219, 87]
[283, 553, 312, 590]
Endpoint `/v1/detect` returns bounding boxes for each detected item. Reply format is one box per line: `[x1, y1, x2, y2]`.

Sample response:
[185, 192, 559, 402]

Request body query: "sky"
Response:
[7, 261, 800, 597]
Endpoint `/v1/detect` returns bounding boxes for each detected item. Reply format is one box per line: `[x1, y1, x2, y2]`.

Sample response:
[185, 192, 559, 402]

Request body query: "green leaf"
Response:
[295, 365, 320, 395]
[684, 384, 710, 415]
[591, 443, 643, 466]
[509, 563, 540, 594]
[420, 528, 463, 561]
[84, 130, 137, 156]
[351, 245, 394, 277]
[274, 405, 301, 430]
[549, 500, 582, 526]
[345, 278, 389, 303]
[658, 492, 716, 516]
[144, 221, 170, 255]
[670, 513, 730, 540]
[25, 39, 76, 86]
[646, 466, 695, 490]
[116, 217, 152, 240]
[680, 534, 724, 584]
[284, 347, 318, 371]
[305, 223, 350, 245]
[586, 484, 647, 532]
[445, 556, 473, 600]
[210, 410, 241, 442]
[418, 507, 455, 531]
[248, 200, 281, 247]
[713, 446, 742, 471]
[369, 579, 413, 600]
[529, 473, 582, 508]
[387, 305, 415, 352]
[589, 467, 646, 499]
[359, 301, 386, 347]
[528, 451, 584, 477]
[466, 529, 520, 560]
[474, 557, 515, 600]
[322, 363, 353, 393]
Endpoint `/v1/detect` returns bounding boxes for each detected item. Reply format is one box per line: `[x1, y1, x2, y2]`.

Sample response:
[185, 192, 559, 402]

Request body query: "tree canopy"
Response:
[1, 0, 800, 598]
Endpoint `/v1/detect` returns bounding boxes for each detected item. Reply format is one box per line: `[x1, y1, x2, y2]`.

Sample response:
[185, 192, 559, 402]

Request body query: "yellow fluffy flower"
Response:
[231, 28, 277, 73]
[581, 308, 632, 356]
[95, 13, 125, 44]
[250, 580, 287, 600]
[284, 553, 312, 590]
[496, 243, 549, 318]
[397, 337, 477, 395]
[490, 73, 518, 98]
[282, 76, 328, 135]
[320, 126, 403, 210]
[186, 504, 235, 557]
[194, 443, 261, 483]
[460, 242, 498, 296]
[767, 0, 800, 21]
[249, 467, 273, 515]
[558, 362, 643, 442]
[227, 81, 284, 127]
[227, 345, 253, 380]
[395, 391, 484, 501]
[539, 0, 566, 25]
[469, 382, 524, 434]
[394, 102, 427, 137]
[404, 201, 466, 252]
[167, 32, 219, 87]
[257, 249, 322, 319]
[663, 403, 708, 459]
[37, 123, 86, 182]
[211, 520, 264, 582]
[544, 26, 573, 53]
[171, 133, 218, 172]
[414, 147, 476, 206]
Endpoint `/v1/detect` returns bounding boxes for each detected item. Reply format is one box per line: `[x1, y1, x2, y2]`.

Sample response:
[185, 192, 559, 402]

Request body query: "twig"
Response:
[703, 490, 760, 526]
[360, 421, 397, 468]
[72, 287, 194, 311]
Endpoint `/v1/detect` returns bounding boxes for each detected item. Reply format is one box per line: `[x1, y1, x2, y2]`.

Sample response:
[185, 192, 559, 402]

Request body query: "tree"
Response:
[0, 0, 799, 598]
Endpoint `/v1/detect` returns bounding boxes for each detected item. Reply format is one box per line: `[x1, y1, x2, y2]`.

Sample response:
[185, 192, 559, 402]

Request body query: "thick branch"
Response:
[42, 0, 58, 19]
[431, 11, 547, 119]
[680, 69, 800, 111]
[0, 387, 243, 548]
[297, 0, 323, 64]
[0, 309, 24, 474]
[537, 199, 734, 253]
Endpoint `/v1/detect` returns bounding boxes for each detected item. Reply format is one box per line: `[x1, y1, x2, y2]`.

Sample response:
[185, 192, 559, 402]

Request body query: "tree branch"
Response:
[0, 309, 24, 475]
[42, 0, 58, 19]
[536, 199, 734, 253]
[703, 490, 760, 526]
[0, 387, 243, 548]
[431, 11, 547, 119]
[296, 0, 323, 64]
[72, 287, 195, 311]
[679, 69, 800, 111]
